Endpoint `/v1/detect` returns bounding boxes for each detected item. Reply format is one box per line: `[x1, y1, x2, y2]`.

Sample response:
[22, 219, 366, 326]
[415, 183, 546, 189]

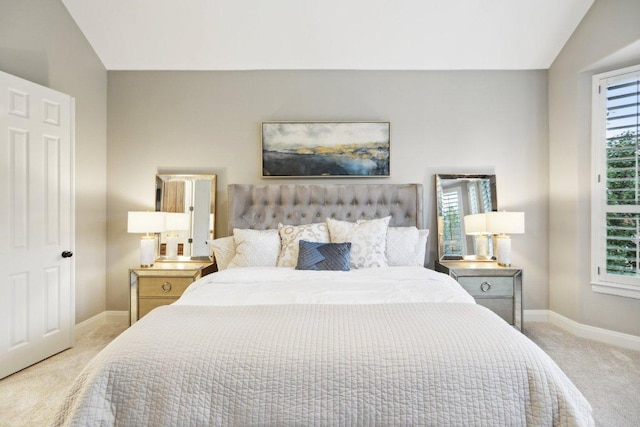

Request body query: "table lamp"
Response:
[464, 213, 491, 259]
[164, 212, 190, 259]
[128, 211, 166, 267]
[485, 211, 525, 267]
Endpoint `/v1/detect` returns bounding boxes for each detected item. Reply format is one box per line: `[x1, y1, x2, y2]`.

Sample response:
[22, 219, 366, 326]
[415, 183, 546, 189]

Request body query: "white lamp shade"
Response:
[485, 211, 525, 235]
[165, 212, 190, 231]
[127, 211, 166, 234]
[464, 213, 487, 235]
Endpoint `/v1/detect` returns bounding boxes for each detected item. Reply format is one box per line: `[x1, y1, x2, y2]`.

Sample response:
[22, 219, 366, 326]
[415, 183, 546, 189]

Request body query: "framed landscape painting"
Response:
[262, 122, 390, 177]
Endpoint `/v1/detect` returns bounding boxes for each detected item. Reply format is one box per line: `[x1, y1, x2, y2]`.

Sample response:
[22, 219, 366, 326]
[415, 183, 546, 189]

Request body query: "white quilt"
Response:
[54, 267, 593, 426]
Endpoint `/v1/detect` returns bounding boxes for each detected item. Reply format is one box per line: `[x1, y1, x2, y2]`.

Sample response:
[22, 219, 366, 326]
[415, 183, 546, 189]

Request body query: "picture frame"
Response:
[262, 121, 390, 178]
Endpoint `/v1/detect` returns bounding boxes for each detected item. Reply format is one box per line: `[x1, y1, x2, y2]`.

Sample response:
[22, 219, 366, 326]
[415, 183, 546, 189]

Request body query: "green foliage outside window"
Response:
[607, 131, 638, 205]
[606, 131, 639, 275]
[443, 206, 462, 256]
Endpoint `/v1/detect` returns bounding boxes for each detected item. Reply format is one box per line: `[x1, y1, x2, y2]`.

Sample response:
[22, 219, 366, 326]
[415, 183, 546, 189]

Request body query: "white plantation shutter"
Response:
[480, 180, 493, 212]
[592, 65, 640, 298]
[468, 184, 479, 215]
[441, 188, 464, 256]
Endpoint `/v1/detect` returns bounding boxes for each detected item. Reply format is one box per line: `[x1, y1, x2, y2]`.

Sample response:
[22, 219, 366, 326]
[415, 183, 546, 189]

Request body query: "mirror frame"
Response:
[436, 173, 497, 262]
[155, 174, 217, 261]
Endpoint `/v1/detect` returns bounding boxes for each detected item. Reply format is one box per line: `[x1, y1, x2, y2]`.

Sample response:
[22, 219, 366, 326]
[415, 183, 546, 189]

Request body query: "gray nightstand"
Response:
[435, 261, 523, 331]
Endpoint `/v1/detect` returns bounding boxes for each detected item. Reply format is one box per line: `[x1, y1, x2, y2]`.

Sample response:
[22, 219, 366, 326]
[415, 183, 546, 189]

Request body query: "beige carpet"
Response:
[0, 322, 127, 427]
[525, 322, 640, 427]
[0, 321, 638, 426]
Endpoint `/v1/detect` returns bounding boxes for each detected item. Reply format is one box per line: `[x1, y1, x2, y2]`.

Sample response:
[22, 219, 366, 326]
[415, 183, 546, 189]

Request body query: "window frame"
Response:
[591, 64, 640, 299]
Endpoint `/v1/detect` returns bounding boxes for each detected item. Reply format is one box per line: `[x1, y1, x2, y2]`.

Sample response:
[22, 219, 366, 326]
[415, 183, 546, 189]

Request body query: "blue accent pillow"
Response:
[296, 240, 351, 271]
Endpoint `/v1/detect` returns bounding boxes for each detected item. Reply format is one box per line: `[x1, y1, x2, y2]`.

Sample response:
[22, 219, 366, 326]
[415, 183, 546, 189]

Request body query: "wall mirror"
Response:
[436, 174, 497, 261]
[155, 174, 216, 261]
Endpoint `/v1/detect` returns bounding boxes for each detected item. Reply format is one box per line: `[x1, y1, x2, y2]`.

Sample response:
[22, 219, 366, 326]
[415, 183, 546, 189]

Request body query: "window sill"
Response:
[592, 281, 640, 300]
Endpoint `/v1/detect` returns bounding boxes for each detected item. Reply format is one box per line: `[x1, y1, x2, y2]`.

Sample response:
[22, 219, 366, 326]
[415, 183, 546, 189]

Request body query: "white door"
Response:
[0, 71, 75, 379]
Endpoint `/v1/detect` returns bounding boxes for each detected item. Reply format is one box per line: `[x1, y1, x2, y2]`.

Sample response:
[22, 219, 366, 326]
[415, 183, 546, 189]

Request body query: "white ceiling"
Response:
[61, 0, 594, 71]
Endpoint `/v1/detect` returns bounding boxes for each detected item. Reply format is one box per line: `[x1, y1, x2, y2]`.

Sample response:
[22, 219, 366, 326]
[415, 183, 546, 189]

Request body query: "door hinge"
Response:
[597, 266, 601, 275]
[597, 174, 601, 183]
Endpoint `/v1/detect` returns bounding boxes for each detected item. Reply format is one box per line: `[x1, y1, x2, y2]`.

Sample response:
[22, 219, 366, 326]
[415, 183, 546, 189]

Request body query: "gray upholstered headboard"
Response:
[228, 184, 424, 233]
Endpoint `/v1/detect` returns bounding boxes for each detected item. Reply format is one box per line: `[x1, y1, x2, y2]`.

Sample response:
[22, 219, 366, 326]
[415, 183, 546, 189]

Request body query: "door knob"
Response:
[61, 251, 73, 258]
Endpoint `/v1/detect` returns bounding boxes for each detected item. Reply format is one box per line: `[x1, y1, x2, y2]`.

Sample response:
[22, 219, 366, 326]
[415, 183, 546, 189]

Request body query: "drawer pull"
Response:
[161, 281, 172, 293]
[480, 281, 492, 292]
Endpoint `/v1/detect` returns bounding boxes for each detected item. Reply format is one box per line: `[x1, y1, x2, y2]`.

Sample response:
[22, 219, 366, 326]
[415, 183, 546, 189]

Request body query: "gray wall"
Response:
[0, 0, 108, 323]
[549, 0, 640, 336]
[107, 70, 549, 312]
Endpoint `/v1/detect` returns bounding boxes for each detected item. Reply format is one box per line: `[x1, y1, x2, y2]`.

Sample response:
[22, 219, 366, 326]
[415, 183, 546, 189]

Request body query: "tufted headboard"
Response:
[228, 184, 424, 233]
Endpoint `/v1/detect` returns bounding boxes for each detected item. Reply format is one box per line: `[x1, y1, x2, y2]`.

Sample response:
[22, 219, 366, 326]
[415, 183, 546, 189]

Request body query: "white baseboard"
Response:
[106, 310, 129, 325]
[525, 309, 640, 352]
[74, 310, 128, 339]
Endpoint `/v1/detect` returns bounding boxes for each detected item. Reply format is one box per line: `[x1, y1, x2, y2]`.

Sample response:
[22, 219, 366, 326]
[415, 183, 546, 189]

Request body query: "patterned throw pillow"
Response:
[277, 223, 330, 268]
[296, 240, 351, 271]
[207, 236, 236, 270]
[386, 227, 430, 266]
[227, 228, 281, 268]
[326, 216, 391, 268]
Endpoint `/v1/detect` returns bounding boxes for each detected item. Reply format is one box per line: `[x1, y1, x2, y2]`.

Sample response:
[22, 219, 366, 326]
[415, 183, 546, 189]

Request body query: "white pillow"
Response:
[207, 236, 236, 271]
[417, 229, 429, 266]
[227, 229, 281, 268]
[277, 223, 330, 268]
[326, 216, 390, 268]
[385, 227, 430, 266]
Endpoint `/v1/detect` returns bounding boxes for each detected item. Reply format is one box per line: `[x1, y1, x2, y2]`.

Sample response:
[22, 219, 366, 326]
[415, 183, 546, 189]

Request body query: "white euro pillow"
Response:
[207, 236, 236, 271]
[417, 229, 429, 266]
[227, 228, 281, 269]
[327, 216, 390, 268]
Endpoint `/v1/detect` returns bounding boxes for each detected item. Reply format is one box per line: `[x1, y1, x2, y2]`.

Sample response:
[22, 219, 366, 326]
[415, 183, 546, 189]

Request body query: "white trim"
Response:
[525, 309, 640, 352]
[74, 312, 107, 338]
[74, 310, 128, 339]
[590, 65, 640, 297]
[69, 98, 76, 348]
[106, 310, 130, 326]
[592, 282, 640, 299]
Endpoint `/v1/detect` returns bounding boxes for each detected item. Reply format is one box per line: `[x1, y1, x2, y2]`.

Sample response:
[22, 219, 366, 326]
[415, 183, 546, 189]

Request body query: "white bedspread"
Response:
[54, 267, 593, 426]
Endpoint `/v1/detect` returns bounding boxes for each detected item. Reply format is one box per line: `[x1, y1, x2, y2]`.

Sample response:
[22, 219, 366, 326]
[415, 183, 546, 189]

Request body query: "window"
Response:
[439, 180, 493, 258]
[441, 187, 464, 256]
[592, 64, 640, 299]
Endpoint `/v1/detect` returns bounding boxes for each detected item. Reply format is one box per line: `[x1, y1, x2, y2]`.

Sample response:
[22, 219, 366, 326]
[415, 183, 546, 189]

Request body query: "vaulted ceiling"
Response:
[61, 0, 594, 71]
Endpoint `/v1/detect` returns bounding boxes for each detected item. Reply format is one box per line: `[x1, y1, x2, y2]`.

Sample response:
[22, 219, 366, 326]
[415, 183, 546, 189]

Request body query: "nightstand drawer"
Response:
[457, 276, 514, 297]
[476, 298, 514, 324]
[139, 297, 179, 318]
[138, 277, 193, 297]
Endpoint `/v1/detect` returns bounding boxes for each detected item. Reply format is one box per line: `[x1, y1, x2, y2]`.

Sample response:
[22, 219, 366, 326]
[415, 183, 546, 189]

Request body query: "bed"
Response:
[54, 184, 593, 426]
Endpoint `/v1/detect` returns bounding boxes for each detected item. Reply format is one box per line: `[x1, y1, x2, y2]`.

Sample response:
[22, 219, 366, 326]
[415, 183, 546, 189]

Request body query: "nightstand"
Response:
[435, 260, 523, 331]
[129, 261, 214, 325]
